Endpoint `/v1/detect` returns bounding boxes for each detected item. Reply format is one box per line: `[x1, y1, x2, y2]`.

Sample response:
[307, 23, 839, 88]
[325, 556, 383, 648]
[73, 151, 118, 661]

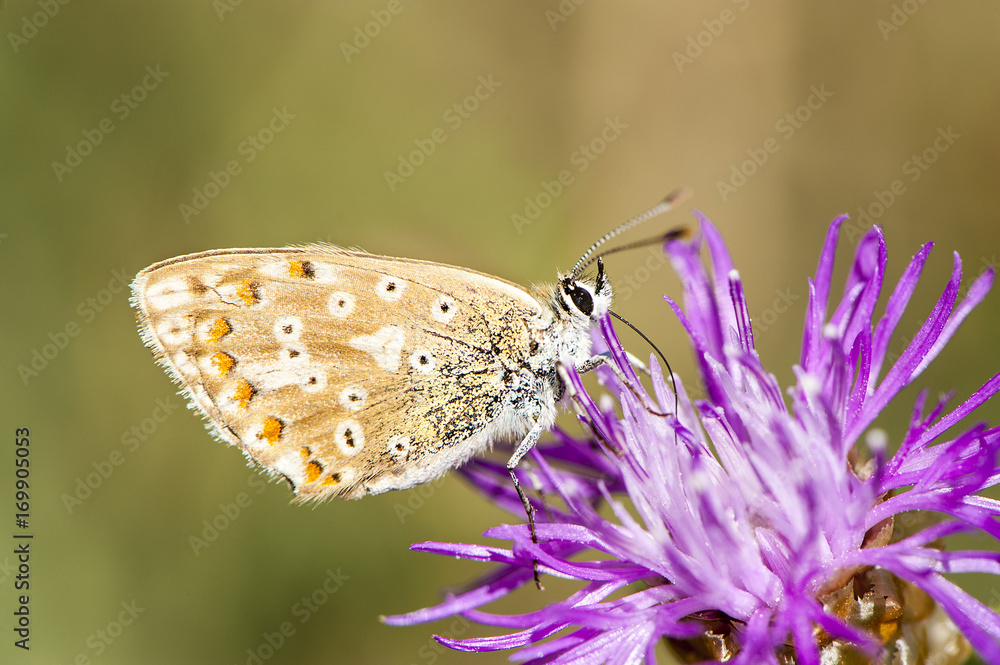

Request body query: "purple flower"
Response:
[385, 214, 1000, 664]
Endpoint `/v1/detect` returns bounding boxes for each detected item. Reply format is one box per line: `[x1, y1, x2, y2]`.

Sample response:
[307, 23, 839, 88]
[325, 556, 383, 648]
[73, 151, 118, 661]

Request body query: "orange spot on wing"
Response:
[322, 473, 342, 486]
[260, 417, 282, 444]
[299, 446, 311, 460]
[305, 461, 323, 483]
[234, 380, 254, 410]
[207, 317, 231, 343]
[236, 280, 258, 305]
[288, 260, 315, 279]
[211, 352, 235, 376]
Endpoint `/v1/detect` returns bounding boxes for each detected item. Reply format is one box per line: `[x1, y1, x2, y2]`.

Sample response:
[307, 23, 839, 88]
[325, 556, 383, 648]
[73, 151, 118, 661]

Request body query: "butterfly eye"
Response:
[564, 283, 594, 317]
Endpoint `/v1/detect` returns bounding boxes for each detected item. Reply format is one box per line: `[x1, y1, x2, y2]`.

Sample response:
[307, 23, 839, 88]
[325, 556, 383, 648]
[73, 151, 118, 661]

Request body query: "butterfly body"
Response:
[131, 245, 610, 501]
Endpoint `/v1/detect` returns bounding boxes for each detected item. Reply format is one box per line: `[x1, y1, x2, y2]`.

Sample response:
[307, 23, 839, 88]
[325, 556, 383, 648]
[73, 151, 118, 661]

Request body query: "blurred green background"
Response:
[2, 2, 999, 664]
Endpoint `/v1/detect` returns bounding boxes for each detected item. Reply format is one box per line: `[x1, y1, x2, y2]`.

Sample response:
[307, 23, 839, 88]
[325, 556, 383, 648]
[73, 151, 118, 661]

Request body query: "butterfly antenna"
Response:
[570, 187, 691, 280]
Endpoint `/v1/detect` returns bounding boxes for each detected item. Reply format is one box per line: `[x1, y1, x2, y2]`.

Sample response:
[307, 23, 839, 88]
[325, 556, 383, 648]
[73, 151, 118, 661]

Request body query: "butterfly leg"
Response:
[588, 350, 651, 375]
[576, 353, 618, 375]
[507, 422, 545, 590]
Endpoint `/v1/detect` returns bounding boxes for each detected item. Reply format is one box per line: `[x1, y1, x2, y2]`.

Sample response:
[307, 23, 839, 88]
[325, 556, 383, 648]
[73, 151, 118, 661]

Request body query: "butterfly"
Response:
[130, 190, 688, 529]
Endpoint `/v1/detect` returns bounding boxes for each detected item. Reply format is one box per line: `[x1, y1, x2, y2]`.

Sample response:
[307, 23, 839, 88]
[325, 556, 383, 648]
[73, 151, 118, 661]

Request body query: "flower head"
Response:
[386, 214, 1000, 664]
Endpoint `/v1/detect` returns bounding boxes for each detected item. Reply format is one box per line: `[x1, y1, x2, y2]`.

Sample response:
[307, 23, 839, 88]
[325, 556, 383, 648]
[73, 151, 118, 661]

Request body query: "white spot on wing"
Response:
[329, 292, 355, 317]
[329, 467, 355, 487]
[198, 353, 222, 377]
[281, 345, 309, 363]
[335, 420, 364, 456]
[432, 295, 457, 323]
[311, 262, 338, 283]
[145, 277, 191, 311]
[216, 282, 264, 307]
[155, 317, 192, 346]
[349, 325, 405, 371]
[240, 360, 327, 392]
[409, 349, 436, 374]
[195, 318, 225, 343]
[217, 385, 246, 415]
[272, 451, 306, 485]
[245, 422, 269, 450]
[339, 386, 367, 411]
[376, 275, 405, 301]
[261, 262, 292, 279]
[171, 351, 199, 380]
[388, 435, 411, 460]
[274, 316, 303, 342]
[301, 370, 327, 393]
[199, 273, 222, 289]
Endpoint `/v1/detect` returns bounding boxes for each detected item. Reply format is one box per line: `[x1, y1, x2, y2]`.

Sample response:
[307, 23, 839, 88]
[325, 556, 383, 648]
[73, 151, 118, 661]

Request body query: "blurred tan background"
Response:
[2, 2, 999, 664]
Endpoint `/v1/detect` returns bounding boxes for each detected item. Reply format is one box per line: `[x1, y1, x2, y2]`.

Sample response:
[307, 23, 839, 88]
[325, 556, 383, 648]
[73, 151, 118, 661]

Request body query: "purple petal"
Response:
[869, 242, 933, 383]
[389, 212, 1000, 664]
[801, 215, 847, 370]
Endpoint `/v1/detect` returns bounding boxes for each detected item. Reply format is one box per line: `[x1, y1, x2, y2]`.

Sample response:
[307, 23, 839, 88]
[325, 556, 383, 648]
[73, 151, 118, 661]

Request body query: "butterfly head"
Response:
[555, 188, 690, 328]
[557, 257, 612, 323]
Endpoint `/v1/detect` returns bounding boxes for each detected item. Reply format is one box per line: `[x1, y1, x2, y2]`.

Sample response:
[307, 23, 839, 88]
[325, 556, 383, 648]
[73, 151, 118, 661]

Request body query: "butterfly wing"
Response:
[131, 246, 548, 500]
